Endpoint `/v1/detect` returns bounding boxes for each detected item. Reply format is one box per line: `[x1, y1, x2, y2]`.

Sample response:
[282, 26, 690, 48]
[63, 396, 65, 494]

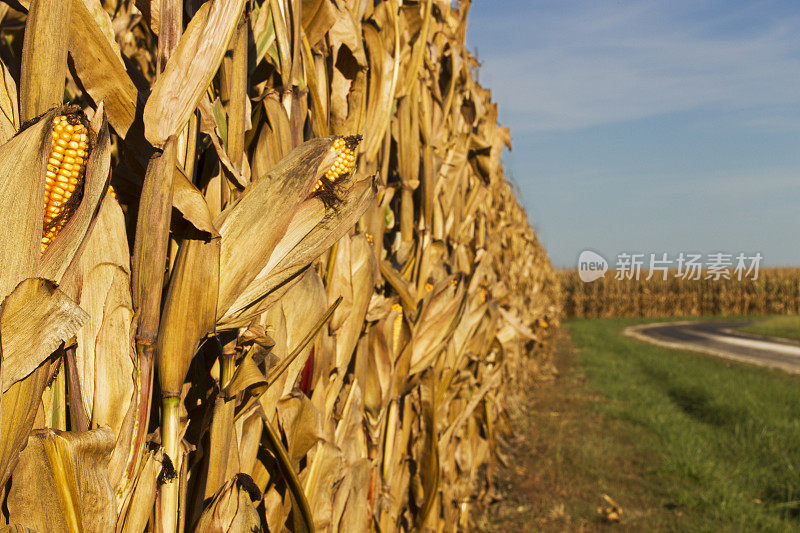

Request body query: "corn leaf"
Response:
[7, 428, 116, 532]
[0, 57, 18, 144]
[143, 0, 246, 147]
[1, 279, 87, 392]
[68, 0, 140, 137]
[19, 0, 70, 122]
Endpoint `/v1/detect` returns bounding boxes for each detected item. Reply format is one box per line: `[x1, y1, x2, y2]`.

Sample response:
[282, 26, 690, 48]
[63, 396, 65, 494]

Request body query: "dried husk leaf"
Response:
[219, 200, 324, 325]
[132, 138, 176, 343]
[143, 0, 246, 146]
[1, 278, 88, 392]
[0, 363, 53, 487]
[0, 57, 18, 144]
[234, 172, 375, 320]
[7, 428, 116, 533]
[117, 449, 161, 533]
[301, 0, 337, 47]
[174, 157, 219, 238]
[226, 19, 248, 175]
[277, 393, 321, 468]
[255, 94, 294, 175]
[223, 355, 267, 400]
[409, 280, 466, 375]
[203, 396, 239, 500]
[156, 236, 220, 396]
[301, 440, 344, 531]
[68, 0, 140, 137]
[215, 137, 337, 320]
[193, 475, 261, 533]
[261, 412, 315, 533]
[276, 269, 327, 396]
[19, 0, 70, 122]
[0, 110, 55, 295]
[330, 458, 371, 533]
[0, 525, 36, 532]
[413, 373, 439, 528]
[327, 234, 378, 372]
[60, 197, 136, 487]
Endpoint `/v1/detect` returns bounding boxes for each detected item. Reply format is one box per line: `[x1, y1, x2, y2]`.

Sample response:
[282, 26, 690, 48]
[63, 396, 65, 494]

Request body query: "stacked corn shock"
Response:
[41, 113, 89, 252]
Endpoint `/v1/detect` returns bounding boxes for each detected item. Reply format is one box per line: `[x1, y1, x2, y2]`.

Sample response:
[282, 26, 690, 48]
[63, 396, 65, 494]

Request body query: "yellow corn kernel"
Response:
[42, 113, 90, 253]
[311, 135, 362, 193]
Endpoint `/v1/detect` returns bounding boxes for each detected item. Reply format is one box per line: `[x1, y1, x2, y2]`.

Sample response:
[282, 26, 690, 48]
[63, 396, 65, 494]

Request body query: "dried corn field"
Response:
[0, 0, 560, 531]
[561, 268, 800, 318]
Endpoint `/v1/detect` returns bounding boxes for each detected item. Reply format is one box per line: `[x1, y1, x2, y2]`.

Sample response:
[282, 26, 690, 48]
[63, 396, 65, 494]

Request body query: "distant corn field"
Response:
[0, 0, 560, 531]
[561, 268, 800, 318]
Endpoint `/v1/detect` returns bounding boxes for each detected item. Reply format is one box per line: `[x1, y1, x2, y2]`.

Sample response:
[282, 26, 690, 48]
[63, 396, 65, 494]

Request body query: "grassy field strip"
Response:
[568, 318, 800, 531]
[741, 315, 800, 343]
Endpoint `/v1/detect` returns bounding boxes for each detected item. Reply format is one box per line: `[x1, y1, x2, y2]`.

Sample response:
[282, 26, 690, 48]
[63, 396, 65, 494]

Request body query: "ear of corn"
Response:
[311, 135, 361, 193]
[41, 113, 89, 253]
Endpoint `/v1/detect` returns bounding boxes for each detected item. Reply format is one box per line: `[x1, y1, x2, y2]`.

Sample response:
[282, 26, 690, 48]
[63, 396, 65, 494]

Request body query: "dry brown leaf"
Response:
[144, 0, 246, 146]
[156, 236, 220, 396]
[204, 396, 239, 500]
[61, 197, 136, 487]
[194, 475, 261, 533]
[301, 440, 344, 531]
[173, 164, 219, 238]
[1, 278, 88, 392]
[117, 449, 161, 533]
[132, 138, 176, 343]
[7, 427, 116, 532]
[215, 137, 337, 319]
[0, 109, 55, 297]
[0, 363, 54, 487]
[245, 172, 376, 315]
[68, 0, 140, 137]
[301, 0, 337, 47]
[251, 94, 294, 180]
[409, 279, 466, 375]
[327, 234, 378, 372]
[277, 393, 321, 468]
[0, 57, 18, 144]
[19, 0, 70, 122]
[223, 355, 267, 400]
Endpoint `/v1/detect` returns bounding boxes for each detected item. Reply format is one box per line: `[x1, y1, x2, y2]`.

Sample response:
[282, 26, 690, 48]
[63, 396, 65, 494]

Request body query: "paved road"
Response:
[624, 320, 800, 374]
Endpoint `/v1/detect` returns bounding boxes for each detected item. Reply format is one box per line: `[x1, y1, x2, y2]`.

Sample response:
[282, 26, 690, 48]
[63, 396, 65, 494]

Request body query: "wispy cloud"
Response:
[651, 167, 800, 200]
[468, 0, 800, 133]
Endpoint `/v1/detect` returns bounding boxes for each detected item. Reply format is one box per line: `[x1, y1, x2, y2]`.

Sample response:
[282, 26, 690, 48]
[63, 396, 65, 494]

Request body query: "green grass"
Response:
[568, 317, 800, 532]
[740, 315, 800, 342]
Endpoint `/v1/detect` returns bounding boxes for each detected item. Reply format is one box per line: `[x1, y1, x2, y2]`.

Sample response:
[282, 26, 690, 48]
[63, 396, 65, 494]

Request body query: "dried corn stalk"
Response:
[0, 0, 560, 531]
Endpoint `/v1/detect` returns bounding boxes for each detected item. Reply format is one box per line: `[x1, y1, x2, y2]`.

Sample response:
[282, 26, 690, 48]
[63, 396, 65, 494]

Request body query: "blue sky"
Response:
[465, 1, 800, 268]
